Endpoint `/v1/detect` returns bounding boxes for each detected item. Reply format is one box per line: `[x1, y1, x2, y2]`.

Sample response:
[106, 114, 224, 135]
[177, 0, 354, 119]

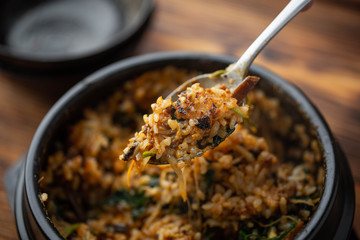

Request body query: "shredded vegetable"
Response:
[239, 216, 299, 240]
[63, 223, 81, 238]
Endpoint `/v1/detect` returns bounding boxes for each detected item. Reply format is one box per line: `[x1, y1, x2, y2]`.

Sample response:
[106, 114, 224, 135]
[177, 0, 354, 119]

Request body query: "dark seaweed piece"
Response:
[113, 110, 137, 130]
[147, 175, 160, 188]
[177, 106, 187, 115]
[167, 105, 185, 121]
[204, 169, 215, 196]
[166, 105, 177, 120]
[122, 145, 137, 161]
[195, 116, 211, 129]
[104, 190, 149, 220]
[197, 139, 212, 149]
[204, 227, 237, 240]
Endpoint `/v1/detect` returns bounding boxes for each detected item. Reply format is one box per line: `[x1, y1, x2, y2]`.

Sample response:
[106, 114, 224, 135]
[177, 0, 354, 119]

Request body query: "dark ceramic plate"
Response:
[0, 0, 155, 78]
[4, 52, 355, 239]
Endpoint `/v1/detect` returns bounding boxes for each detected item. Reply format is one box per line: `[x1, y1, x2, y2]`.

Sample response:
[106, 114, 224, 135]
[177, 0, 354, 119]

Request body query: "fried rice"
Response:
[39, 66, 324, 240]
[120, 82, 249, 200]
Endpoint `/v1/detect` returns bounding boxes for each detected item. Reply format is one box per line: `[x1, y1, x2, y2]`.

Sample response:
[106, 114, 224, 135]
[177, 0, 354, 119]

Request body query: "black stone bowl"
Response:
[4, 52, 355, 239]
[0, 0, 155, 78]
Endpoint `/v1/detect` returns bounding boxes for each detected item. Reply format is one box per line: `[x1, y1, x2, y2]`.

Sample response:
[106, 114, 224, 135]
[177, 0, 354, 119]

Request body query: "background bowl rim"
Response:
[0, 0, 155, 64]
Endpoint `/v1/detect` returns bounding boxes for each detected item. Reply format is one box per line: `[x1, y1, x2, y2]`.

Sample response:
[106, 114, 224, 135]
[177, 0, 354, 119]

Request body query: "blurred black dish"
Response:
[0, 0, 155, 78]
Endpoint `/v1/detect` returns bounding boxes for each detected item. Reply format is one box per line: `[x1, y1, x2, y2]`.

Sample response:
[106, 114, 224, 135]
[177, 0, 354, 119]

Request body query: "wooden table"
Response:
[0, 0, 359, 239]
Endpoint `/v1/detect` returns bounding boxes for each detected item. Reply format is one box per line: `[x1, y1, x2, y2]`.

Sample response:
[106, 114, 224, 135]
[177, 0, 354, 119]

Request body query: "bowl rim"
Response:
[0, 0, 155, 64]
[24, 51, 342, 239]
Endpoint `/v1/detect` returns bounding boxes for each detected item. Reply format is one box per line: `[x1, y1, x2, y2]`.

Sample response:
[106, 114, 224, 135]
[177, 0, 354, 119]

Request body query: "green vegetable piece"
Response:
[104, 190, 150, 220]
[142, 151, 156, 158]
[204, 231, 216, 240]
[210, 69, 226, 78]
[245, 96, 251, 105]
[231, 107, 248, 119]
[271, 220, 297, 240]
[63, 223, 81, 238]
[231, 107, 257, 133]
[238, 217, 298, 240]
[238, 230, 267, 240]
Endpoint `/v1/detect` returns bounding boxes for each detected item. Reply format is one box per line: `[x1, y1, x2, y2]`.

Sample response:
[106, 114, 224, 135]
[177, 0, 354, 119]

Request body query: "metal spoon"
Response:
[166, 0, 312, 101]
[130, 0, 312, 165]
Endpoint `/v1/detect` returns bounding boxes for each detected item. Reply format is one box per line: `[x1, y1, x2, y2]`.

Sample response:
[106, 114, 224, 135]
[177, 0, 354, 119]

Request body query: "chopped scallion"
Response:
[142, 151, 156, 158]
[210, 69, 226, 78]
[231, 107, 257, 133]
[231, 107, 248, 119]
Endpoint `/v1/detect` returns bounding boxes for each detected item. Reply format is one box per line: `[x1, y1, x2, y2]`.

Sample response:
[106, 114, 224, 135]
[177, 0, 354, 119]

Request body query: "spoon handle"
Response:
[227, 0, 312, 83]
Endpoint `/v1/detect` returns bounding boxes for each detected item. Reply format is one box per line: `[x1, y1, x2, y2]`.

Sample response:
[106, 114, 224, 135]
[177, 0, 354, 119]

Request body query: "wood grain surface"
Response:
[0, 0, 359, 239]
